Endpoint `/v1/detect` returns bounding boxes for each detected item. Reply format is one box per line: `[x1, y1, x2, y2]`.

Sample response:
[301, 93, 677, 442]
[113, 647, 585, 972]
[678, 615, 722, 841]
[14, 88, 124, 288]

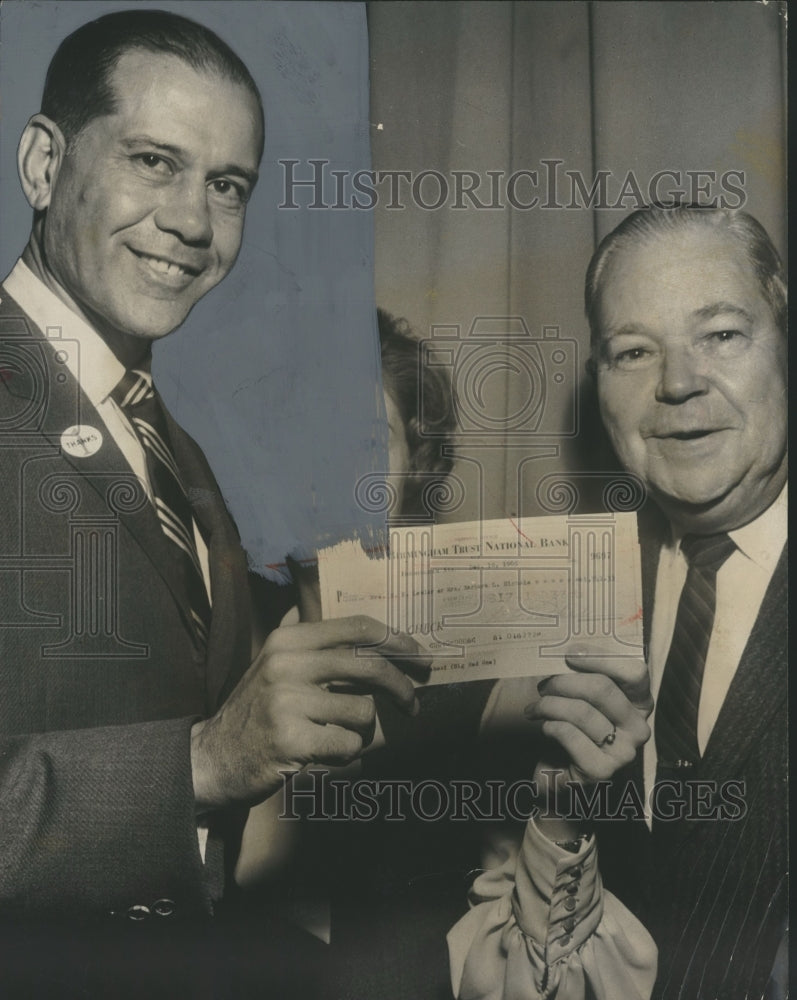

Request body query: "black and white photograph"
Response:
[0, 2, 787, 998]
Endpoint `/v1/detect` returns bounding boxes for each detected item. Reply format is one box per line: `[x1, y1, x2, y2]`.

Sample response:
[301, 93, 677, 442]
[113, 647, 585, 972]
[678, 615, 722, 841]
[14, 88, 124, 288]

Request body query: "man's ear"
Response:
[17, 114, 67, 212]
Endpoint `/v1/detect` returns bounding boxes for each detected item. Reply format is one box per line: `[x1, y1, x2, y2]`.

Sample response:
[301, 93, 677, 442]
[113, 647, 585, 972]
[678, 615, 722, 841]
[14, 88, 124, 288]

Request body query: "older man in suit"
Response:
[449, 205, 787, 1000]
[0, 9, 422, 997]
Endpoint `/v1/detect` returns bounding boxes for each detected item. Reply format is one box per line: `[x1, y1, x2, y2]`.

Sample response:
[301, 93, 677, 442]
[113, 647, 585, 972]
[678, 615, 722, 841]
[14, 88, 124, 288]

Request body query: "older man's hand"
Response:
[191, 615, 430, 810]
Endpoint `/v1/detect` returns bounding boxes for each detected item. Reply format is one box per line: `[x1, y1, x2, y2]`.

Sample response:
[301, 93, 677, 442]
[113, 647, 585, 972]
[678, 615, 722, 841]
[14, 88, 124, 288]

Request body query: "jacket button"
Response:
[126, 904, 150, 921]
[153, 899, 176, 918]
[564, 897, 577, 912]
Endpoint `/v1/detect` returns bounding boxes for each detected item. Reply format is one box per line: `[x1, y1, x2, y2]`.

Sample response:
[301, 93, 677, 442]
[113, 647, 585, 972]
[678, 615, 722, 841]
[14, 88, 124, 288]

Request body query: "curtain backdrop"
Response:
[369, 0, 786, 523]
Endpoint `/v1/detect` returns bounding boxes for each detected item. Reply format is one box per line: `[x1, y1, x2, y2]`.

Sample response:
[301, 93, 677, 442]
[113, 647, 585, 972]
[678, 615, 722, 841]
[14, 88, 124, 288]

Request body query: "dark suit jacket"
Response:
[598, 504, 788, 1000]
[0, 288, 280, 994]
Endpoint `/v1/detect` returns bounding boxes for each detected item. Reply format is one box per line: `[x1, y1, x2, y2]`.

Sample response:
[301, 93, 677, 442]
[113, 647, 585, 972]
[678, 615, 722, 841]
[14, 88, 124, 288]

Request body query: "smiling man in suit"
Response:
[587, 205, 787, 999]
[0, 10, 422, 997]
[449, 205, 787, 1000]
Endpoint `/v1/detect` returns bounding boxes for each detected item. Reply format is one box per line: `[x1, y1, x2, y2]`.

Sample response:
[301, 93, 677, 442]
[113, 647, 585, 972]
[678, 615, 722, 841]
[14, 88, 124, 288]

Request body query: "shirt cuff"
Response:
[513, 818, 603, 964]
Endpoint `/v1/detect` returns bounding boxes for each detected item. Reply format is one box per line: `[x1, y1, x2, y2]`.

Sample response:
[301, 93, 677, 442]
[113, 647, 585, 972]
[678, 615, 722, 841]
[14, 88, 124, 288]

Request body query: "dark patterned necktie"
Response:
[112, 368, 211, 651]
[654, 532, 736, 773]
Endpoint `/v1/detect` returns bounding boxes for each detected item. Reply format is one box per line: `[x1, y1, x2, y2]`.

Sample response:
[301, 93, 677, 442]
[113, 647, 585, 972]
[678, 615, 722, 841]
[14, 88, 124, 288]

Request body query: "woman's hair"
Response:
[378, 308, 456, 517]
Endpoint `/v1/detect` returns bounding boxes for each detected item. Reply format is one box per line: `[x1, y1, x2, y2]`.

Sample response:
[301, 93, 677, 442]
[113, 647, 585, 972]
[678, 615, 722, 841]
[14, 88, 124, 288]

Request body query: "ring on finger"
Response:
[598, 724, 617, 748]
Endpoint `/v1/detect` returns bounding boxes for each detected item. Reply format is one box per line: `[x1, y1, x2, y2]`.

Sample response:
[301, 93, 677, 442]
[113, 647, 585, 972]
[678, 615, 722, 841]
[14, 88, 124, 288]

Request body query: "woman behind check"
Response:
[237, 307, 457, 878]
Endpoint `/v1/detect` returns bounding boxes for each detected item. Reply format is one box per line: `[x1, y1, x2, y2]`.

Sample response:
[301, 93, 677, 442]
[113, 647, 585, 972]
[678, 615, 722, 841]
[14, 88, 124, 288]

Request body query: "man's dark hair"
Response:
[378, 308, 456, 518]
[41, 8, 264, 158]
[584, 205, 787, 356]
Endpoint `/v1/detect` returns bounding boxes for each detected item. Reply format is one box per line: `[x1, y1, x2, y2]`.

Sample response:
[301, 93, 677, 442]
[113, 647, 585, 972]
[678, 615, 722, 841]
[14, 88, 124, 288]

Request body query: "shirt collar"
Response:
[2, 258, 129, 410]
[667, 483, 787, 574]
[728, 484, 787, 574]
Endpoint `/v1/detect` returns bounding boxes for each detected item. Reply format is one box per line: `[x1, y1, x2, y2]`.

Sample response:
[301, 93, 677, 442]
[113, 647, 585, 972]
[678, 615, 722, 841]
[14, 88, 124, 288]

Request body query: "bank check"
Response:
[318, 513, 643, 684]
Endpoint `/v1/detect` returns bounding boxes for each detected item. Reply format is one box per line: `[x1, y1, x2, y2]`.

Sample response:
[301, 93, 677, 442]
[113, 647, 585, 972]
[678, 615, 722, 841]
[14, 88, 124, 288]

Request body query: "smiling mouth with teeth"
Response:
[132, 249, 199, 277]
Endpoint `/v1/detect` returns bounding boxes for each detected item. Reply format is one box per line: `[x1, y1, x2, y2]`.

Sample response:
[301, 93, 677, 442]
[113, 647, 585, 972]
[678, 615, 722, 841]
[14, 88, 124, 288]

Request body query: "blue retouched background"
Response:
[0, 0, 385, 580]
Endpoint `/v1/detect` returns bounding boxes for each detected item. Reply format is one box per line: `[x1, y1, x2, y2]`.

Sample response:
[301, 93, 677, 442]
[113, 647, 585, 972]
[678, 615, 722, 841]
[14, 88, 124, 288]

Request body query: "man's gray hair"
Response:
[584, 206, 787, 354]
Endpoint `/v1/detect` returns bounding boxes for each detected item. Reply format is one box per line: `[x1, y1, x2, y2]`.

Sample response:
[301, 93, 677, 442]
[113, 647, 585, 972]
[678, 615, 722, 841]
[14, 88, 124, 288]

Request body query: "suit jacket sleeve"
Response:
[0, 717, 213, 918]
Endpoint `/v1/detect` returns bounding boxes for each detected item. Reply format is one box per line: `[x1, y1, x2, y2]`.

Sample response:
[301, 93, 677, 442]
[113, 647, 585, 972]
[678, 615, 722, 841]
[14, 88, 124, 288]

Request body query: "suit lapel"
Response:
[700, 547, 787, 782]
[1, 289, 204, 641]
[166, 408, 251, 708]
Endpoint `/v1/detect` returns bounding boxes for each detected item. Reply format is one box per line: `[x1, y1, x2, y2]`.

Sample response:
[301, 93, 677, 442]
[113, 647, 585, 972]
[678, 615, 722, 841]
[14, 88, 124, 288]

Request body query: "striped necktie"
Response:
[655, 532, 736, 774]
[112, 368, 211, 651]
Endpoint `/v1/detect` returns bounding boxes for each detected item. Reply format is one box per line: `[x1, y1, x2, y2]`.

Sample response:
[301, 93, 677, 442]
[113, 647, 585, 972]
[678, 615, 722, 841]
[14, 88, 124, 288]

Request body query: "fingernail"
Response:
[537, 677, 551, 693]
[411, 696, 420, 717]
[523, 702, 537, 718]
